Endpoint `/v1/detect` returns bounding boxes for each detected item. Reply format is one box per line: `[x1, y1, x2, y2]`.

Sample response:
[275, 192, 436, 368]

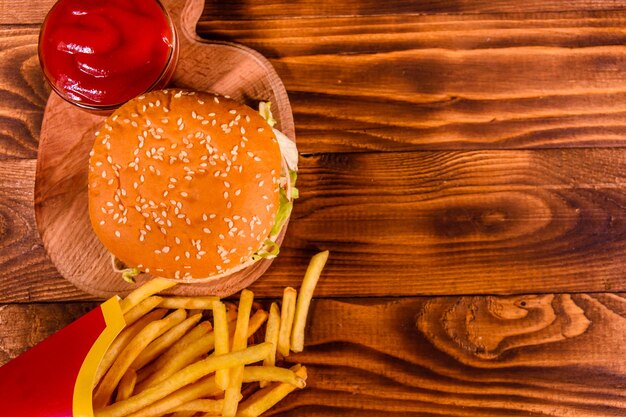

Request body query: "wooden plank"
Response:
[6, 14, 626, 153]
[197, 12, 626, 152]
[0, 0, 55, 24]
[4, 0, 626, 25]
[201, 1, 626, 19]
[0, 26, 48, 159]
[0, 159, 92, 302]
[2, 295, 626, 415]
[3, 149, 626, 301]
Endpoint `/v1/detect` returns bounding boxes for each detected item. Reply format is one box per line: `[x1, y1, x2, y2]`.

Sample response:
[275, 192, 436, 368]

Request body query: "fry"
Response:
[94, 309, 187, 408]
[95, 343, 274, 417]
[291, 250, 329, 352]
[225, 303, 238, 322]
[260, 303, 280, 388]
[222, 289, 254, 417]
[137, 331, 215, 392]
[138, 321, 212, 383]
[242, 366, 305, 388]
[171, 399, 223, 413]
[125, 376, 220, 417]
[120, 278, 177, 314]
[247, 310, 268, 339]
[132, 313, 202, 369]
[212, 300, 230, 390]
[159, 296, 219, 310]
[236, 365, 308, 417]
[116, 369, 137, 402]
[95, 309, 168, 387]
[277, 287, 297, 357]
[123, 296, 163, 327]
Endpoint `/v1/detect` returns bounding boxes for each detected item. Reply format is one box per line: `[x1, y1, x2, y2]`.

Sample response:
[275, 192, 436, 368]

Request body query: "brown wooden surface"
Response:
[2, 1, 626, 416]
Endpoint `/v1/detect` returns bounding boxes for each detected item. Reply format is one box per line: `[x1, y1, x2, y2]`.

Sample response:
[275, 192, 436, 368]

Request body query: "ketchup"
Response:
[39, 0, 176, 109]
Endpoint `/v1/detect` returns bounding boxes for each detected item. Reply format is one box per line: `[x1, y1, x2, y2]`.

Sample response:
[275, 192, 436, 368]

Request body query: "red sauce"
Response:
[39, 0, 176, 109]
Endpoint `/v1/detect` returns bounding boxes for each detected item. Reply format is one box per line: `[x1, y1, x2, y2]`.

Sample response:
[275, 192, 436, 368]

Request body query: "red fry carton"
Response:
[0, 298, 126, 416]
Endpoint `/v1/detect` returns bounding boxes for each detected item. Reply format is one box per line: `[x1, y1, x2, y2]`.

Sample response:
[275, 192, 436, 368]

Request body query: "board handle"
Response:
[162, 0, 204, 49]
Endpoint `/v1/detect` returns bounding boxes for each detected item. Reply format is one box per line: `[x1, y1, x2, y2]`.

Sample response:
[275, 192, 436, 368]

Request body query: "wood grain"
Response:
[7, 12, 626, 153]
[0, 159, 88, 302]
[6, 148, 626, 301]
[202, 0, 626, 19]
[4, 0, 626, 25]
[197, 11, 626, 152]
[0, 26, 48, 159]
[2, 294, 626, 415]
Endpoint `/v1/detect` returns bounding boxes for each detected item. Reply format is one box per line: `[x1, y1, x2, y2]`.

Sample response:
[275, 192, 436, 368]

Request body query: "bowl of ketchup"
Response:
[39, 0, 178, 111]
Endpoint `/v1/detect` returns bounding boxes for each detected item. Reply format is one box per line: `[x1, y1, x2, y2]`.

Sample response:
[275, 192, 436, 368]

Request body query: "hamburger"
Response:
[88, 89, 298, 282]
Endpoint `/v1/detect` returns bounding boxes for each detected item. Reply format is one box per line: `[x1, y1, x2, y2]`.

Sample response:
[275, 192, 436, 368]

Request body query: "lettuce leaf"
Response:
[289, 170, 299, 199]
[258, 101, 276, 127]
[273, 128, 298, 171]
[270, 186, 293, 238]
[251, 239, 281, 261]
[121, 267, 140, 284]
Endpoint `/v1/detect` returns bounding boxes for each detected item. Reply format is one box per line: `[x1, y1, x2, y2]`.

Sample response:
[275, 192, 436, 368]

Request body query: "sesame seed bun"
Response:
[88, 89, 282, 281]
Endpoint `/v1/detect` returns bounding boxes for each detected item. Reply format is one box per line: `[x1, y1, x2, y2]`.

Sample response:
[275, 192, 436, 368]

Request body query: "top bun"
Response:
[88, 89, 282, 280]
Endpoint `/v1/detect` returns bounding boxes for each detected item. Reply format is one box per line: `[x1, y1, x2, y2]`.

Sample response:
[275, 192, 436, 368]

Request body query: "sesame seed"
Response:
[115, 231, 121, 238]
[185, 251, 190, 258]
[155, 249, 161, 254]
[175, 256, 180, 261]
[257, 127, 264, 132]
[214, 97, 220, 103]
[235, 189, 241, 196]
[99, 220, 105, 225]
[223, 191, 229, 199]
[162, 246, 170, 253]
[180, 192, 189, 197]
[203, 228, 211, 234]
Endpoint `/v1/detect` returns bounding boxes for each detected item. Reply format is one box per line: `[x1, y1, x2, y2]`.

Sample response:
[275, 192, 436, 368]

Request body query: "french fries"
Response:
[94, 251, 329, 417]
[116, 369, 137, 402]
[95, 343, 273, 417]
[261, 302, 280, 388]
[291, 250, 329, 352]
[125, 377, 220, 417]
[277, 287, 297, 357]
[132, 313, 202, 370]
[212, 300, 230, 390]
[222, 290, 254, 417]
[93, 309, 187, 408]
[158, 296, 219, 310]
[171, 398, 224, 413]
[95, 309, 168, 387]
[236, 365, 308, 417]
[119, 278, 176, 314]
[123, 296, 163, 327]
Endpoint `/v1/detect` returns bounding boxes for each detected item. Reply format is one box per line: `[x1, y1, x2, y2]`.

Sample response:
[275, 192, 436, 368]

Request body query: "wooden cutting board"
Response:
[34, 0, 295, 298]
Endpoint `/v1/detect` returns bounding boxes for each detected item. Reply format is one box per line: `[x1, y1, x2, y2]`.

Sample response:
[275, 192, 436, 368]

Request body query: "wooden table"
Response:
[2, 0, 626, 415]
